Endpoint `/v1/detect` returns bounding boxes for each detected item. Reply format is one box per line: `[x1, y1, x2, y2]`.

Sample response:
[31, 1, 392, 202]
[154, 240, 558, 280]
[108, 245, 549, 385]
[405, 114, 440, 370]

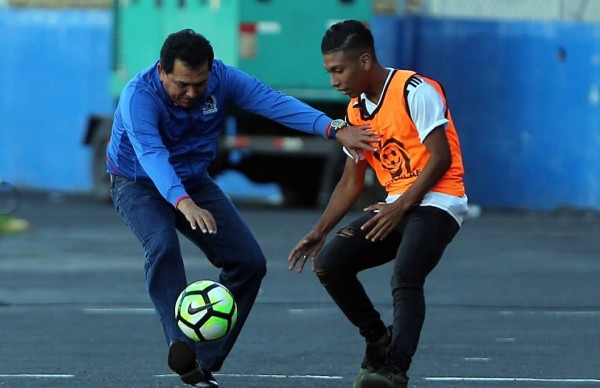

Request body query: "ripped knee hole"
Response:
[335, 226, 356, 238]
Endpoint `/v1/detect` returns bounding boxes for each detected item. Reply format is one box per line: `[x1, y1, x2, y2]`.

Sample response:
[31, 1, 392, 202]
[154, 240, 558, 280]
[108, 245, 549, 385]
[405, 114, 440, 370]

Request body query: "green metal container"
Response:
[111, 0, 372, 102]
[87, 0, 374, 206]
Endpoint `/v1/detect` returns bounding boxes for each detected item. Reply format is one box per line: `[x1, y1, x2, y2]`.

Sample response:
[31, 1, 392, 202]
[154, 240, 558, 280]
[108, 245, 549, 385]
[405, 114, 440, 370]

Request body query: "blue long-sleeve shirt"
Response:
[106, 59, 333, 205]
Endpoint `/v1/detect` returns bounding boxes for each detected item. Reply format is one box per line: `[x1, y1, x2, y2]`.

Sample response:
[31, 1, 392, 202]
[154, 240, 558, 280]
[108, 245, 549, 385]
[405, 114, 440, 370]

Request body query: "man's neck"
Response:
[364, 65, 391, 104]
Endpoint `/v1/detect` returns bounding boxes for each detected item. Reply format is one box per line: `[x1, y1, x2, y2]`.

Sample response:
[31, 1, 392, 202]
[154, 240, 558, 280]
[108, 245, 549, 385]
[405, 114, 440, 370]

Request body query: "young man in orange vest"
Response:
[289, 20, 468, 388]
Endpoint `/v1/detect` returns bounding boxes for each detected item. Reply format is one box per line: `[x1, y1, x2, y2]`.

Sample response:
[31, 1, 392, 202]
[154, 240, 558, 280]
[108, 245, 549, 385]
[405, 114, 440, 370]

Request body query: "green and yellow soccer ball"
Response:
[175, 280, 237, 342]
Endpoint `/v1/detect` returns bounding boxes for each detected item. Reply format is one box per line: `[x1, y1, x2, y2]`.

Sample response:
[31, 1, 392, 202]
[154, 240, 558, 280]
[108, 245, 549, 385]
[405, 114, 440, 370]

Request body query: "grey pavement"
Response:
[1, 192, 599, 387]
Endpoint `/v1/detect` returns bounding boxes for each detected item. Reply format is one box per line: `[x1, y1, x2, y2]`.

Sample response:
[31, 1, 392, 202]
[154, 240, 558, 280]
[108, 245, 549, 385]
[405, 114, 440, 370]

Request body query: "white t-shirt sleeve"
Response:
[407, 78, 449, 142]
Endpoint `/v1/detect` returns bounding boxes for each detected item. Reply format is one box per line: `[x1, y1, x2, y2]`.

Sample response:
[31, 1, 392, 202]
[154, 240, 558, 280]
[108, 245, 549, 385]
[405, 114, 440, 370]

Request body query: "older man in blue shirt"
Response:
[107, 29, 377, 387]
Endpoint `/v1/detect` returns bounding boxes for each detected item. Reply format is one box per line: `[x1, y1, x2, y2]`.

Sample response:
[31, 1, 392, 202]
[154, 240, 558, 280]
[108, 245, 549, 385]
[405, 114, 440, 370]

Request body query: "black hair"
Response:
[160, 29, 215, 73]
[321, 19, 377, 61]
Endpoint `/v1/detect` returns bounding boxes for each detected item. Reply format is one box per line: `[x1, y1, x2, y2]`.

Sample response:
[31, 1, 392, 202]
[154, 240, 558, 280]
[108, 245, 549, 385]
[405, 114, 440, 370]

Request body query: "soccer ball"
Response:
[175, 280, 237, 342]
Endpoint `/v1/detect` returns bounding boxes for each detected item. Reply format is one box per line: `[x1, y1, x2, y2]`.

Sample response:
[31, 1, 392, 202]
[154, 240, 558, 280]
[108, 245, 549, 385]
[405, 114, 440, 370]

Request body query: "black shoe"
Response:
[353, 325, 393, 388]
[167, 340, 218, 387]
[202, 370, 218, 387]
[360, 366, 408, 388]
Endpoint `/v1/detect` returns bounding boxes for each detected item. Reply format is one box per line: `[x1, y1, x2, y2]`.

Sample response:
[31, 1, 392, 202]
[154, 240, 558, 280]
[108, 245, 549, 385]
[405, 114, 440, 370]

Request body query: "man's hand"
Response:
[361, 201, 410, 242]
[176, 198, 217, 234]
[335, 125, 380, 161]
[288, 230, 327, 273]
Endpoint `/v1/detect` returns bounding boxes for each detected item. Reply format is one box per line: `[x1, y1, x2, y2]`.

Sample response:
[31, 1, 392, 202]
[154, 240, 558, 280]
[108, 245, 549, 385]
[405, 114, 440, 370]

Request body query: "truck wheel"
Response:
[90, 122, 112, 202]
[316, 149, 346, 209]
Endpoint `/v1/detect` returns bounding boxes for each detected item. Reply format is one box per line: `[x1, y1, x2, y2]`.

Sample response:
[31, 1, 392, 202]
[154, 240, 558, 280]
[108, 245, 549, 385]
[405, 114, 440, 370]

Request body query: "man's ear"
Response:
[359, 52, 373, 70]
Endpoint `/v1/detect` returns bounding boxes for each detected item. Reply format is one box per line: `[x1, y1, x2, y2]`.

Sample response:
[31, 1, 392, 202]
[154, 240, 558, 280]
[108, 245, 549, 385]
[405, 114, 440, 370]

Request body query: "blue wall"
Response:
[374, 15, 600, 210]
[0, 9, 112, 191]
[1, 10, 598, 210]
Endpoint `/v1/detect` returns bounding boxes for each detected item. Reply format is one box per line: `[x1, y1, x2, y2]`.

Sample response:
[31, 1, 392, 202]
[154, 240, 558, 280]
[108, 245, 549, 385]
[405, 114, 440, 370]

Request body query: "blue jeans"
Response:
[110, 174, 267, 371]
[315, 206, 459, 373]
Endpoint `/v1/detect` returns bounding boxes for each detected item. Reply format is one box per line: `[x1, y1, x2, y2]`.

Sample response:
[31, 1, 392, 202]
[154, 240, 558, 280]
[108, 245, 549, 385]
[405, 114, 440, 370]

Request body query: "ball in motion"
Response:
[175, 280, 237, 342]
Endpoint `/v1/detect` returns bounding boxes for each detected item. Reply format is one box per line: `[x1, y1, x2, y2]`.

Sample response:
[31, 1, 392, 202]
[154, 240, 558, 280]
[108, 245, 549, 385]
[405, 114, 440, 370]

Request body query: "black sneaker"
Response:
[360, 366, 409, 388]
[353, 325, 393, 388]
[167, 340, 218, 387]
[202, 370, 218, 387]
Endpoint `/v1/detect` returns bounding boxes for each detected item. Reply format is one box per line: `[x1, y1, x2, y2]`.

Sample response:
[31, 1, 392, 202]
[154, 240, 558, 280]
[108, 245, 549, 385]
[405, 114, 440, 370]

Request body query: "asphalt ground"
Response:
[1, 192, 599, 388]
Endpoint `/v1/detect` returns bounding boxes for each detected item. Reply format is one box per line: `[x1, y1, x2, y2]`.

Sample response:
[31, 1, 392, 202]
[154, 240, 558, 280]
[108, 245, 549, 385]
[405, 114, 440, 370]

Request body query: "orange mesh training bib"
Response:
[346, 70, 465, 197]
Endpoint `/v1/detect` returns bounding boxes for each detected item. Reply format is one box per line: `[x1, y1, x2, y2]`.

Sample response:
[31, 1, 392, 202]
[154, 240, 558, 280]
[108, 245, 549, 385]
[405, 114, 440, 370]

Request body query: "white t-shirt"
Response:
[344, 69, 469, 225]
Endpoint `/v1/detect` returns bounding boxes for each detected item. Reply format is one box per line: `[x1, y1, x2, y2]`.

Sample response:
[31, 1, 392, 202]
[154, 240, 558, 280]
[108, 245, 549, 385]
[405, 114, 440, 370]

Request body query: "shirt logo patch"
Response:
[201, 95, 218, 115]
[374, 138, 420, 180]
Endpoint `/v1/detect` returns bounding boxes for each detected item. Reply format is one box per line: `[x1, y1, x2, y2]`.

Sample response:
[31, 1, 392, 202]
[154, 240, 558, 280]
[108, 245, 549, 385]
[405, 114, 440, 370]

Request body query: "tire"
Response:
[90, 120, 112, 202]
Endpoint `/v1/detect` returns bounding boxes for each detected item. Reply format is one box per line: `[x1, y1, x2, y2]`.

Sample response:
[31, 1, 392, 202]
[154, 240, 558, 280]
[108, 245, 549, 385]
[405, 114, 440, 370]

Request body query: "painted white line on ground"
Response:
[0, 374, 74, 378]
[220, 373, 343, 380]
[288, 308, 336, 315]
[499, 310, 600, 316]
[544, 311, 600, 316]
[82, 308, 154, 314]
[495, 337, 516, 342]
[155, 373, 343, 380]
[463, 357, 490, 361]
[425, 377, 600, 383]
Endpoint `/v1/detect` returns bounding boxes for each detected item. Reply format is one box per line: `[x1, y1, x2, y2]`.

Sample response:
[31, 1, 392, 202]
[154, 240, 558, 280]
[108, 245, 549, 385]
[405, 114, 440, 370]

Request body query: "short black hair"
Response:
[160, 29, 215, 74]
[321, 20, 377, 61]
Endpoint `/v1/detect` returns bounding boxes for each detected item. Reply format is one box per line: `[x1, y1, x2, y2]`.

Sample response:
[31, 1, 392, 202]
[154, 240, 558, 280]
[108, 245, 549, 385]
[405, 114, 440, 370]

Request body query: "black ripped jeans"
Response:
[315, 206, 459, 373]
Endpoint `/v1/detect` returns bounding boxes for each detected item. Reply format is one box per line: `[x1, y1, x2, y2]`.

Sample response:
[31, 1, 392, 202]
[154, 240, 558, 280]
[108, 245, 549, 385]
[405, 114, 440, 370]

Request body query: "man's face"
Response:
[323, 50, 369, 99]
[159, 59, 210, 108]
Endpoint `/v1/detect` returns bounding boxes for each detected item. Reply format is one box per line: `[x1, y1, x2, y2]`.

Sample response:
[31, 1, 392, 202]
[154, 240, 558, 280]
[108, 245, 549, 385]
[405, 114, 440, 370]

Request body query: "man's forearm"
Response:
[313, 179, 362, 236]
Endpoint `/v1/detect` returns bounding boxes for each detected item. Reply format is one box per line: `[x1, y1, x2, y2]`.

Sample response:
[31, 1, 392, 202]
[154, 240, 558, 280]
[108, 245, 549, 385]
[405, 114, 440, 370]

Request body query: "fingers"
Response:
[289, 253, 310, 273]
[361, 212, 390, 242]
[288, 234, 323, 273]
[288, 256, 298, 271]
[288, 245, 303, 271]
[352, 131, 379, 147]
[191, 219, 215, 234]
[365, 226, 383, 241]
[354, 142, 378, 152]
[363, 204, 376, 212]
[360, 217, 374, 233]
[288, 242, 306, 262]
[348, 149, 360, 164]
[355, 126, 380, 142]
[288, 250, 299, 270]
[338, 126, 379, 153]
[360, 135, 380, 151]
[204, 214, 217, 233]
[189, 210, 217, 234]
[363, 219, 391, 242]
[297, 256, 307, 273]
[179, 201, 217, 234]
[358, 128, 379, 141]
